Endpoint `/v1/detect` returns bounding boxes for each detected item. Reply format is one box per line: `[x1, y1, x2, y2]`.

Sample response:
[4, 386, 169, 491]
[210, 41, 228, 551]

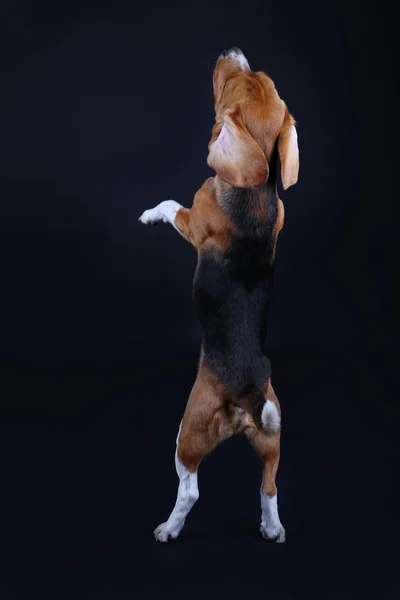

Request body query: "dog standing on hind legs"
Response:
[139, 47, 299, 543]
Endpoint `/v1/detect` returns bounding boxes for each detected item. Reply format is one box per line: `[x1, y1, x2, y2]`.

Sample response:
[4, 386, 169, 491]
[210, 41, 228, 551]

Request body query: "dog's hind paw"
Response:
[260, 522, 286, 543]
[153, 522, 180, 543]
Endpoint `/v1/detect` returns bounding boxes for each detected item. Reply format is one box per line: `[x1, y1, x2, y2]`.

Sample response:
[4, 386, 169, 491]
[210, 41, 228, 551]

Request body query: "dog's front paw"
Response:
[139, 207, 165, 225]
[260, 522, 286, 543]
[139, 200, 180, 226]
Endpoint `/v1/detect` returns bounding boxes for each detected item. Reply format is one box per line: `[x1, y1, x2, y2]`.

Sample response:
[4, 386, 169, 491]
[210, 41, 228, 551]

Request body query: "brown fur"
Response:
[178, 364, 281, 491]
[171, 54, 299, 494]
[173, 178, 237, 251]
[144, 50, 300, 540]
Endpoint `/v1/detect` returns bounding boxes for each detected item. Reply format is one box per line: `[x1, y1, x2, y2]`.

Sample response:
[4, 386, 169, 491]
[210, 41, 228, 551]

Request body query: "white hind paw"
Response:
[260, 522, 286, 543]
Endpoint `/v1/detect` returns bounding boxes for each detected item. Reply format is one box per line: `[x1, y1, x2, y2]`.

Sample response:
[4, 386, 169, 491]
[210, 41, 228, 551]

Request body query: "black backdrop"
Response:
[0, 1, 398, 598]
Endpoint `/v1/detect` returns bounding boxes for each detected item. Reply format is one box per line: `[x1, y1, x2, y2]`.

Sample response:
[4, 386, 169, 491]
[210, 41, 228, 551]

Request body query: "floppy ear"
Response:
[207, 105, 269, 188]
[278, 114, 299, 190]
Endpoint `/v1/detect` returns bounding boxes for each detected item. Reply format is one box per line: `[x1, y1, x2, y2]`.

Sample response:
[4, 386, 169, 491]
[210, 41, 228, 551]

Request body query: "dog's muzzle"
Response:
[218, 46, 250, 71]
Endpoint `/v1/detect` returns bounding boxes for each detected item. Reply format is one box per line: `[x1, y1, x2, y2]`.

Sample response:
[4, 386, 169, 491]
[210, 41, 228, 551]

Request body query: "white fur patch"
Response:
[225, 49, 250, 71]
[260, 492, 285, 543]
[234, 51, 250, 70]
[139, 200, 184, 236]
[218, 48, 250, 72]
[261, 400, 281, 433]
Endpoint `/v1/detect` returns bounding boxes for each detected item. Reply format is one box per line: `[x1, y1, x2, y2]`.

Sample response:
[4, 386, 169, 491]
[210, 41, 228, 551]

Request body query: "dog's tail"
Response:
[237, 385, 281, 433]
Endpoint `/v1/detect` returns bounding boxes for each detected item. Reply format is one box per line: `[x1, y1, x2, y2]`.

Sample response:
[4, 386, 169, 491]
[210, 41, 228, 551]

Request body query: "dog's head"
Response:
[208, 47, 299, 190]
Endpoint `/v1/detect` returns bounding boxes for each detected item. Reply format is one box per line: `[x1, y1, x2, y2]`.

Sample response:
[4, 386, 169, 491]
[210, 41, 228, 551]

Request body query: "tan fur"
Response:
[278, 113, 299, 190]
[174, 177, 237, 251]
[177, 362, 260, 473]
[209, 61, 298, 188]
[271, 198, 285, 264]
[170, 55, 298, 484]
[173, 63, 297, 253]
[207, 105, 269, 187]
[249, 380, 281, 497]
[178, 367, 281, 504]
[151, 51, 299, 530]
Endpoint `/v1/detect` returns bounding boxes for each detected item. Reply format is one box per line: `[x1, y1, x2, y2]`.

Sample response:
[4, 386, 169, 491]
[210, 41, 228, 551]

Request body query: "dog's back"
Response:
[193, 179, 278, 402]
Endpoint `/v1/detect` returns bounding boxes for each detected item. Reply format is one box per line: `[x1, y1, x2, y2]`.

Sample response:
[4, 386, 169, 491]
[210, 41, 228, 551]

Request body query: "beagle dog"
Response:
[139, 47, 299, 543]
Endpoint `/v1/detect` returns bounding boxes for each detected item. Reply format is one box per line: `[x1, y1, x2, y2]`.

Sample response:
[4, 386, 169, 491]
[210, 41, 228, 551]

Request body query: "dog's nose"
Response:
[221, 46, 242, 57]
[218, 47, 250, 71]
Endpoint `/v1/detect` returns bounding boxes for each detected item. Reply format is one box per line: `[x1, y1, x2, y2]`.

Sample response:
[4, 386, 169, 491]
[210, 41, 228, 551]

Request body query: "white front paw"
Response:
[139, 207, 164, 225]
[139, 200, 180, 226]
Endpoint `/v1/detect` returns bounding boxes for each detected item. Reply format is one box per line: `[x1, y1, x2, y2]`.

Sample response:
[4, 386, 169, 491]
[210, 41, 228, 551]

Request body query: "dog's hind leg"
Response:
[154, 365, 243, 543]
[153, 421, 201, 543]
[248, 380, 286, 543]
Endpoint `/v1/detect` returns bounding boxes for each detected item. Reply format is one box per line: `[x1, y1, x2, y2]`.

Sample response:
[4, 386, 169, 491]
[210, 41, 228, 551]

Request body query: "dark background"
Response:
[0, 0, 398, 598]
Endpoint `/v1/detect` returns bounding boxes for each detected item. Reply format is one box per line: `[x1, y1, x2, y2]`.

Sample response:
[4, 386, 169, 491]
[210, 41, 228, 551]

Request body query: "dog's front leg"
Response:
[139, 200, 191, 242]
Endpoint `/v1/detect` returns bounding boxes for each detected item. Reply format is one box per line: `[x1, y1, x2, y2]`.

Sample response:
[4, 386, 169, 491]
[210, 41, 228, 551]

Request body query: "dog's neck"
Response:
[214, 176, 278, 202]
[213, 144, 280, 220]
[213, 176, 279, 236]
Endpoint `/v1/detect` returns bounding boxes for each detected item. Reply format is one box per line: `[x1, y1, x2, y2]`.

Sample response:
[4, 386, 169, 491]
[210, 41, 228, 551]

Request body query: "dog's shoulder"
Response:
[190, 177, 280, 259]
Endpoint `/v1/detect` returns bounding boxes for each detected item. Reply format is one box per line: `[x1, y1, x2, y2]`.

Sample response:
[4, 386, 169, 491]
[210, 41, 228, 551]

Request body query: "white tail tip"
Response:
[261, 400, 281, 433]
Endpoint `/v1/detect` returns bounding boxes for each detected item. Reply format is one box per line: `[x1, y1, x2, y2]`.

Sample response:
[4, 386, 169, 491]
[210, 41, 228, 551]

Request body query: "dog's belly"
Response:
[193, 247, 274, 396]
